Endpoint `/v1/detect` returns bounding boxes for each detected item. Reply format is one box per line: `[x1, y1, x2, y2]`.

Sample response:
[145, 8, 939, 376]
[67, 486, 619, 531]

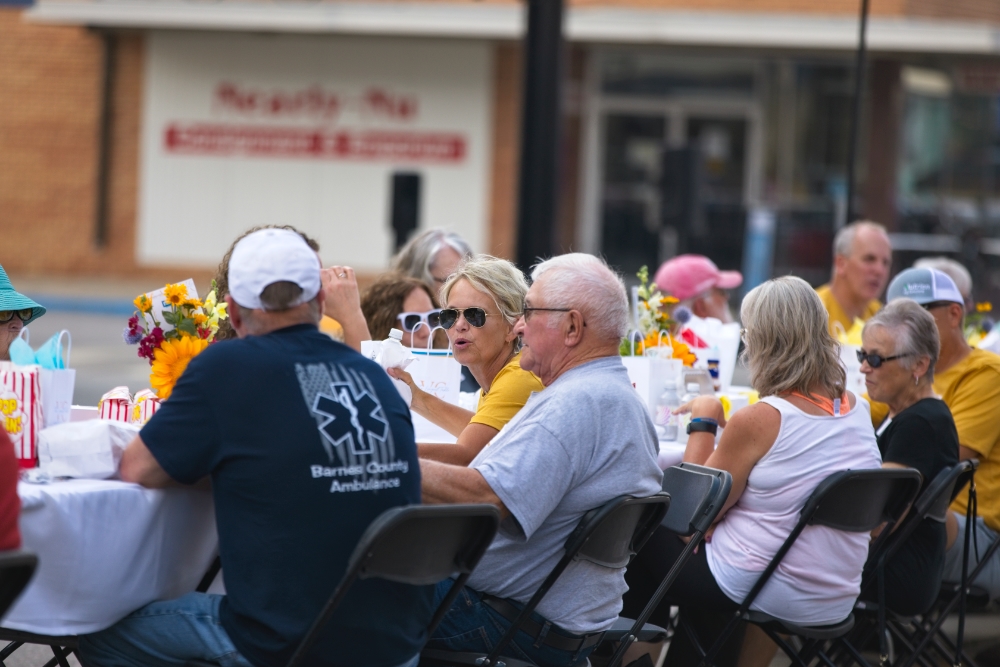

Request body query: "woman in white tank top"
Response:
[623, 276, 881, 667]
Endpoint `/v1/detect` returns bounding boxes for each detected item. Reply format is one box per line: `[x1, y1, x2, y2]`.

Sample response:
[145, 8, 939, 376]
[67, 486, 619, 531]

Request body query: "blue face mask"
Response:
[8, 332, 69, 370]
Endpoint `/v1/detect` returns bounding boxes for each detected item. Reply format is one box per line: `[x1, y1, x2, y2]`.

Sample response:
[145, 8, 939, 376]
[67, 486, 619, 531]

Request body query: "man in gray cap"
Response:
[876, 267, 1000, 602]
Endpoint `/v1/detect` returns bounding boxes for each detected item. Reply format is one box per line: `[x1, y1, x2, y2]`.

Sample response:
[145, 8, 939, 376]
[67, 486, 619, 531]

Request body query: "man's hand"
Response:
[321, 266, 371, 351]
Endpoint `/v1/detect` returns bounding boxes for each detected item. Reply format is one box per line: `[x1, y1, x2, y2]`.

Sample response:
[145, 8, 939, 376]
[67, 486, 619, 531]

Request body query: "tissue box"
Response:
[0, 362, 43, 468]
[38, 420, 140, 479]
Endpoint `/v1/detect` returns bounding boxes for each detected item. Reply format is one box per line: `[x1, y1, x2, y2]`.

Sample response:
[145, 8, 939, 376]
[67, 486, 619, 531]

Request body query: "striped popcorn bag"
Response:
[0, 362, 43, 468]
[98, 386, 133, 423]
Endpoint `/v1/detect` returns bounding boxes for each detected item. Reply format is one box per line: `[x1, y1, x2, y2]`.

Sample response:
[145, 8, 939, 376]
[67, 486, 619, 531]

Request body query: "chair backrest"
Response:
[0, 551, 37, 622]
[478, 493, 670, 667]
[922, 460, 977, 523]
[660, 463, 733, 536]
[803, 468, 923, 532]
[569, 493, 671, 569]
[349, 504, 500, 585]
[287, 504, 500, 667]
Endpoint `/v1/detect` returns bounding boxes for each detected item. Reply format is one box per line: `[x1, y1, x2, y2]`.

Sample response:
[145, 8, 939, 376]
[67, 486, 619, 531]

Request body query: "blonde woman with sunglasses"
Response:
[389, 255, 543, 465]
[0, 266, 46, 362]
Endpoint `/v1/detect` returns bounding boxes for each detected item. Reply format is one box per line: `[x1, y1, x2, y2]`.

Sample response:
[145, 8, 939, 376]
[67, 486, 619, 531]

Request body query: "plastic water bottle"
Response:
[655, 380, 681, 441]
[677, 382, 702, 445]
[379, 328, 410, 368]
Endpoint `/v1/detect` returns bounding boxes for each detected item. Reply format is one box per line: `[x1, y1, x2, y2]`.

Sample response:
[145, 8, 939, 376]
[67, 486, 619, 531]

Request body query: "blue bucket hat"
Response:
[0, 266, 45, 326]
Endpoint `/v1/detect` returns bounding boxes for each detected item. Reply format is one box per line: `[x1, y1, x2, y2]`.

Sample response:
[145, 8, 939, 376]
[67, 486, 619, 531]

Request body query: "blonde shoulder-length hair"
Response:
[741, 276, 846, 399]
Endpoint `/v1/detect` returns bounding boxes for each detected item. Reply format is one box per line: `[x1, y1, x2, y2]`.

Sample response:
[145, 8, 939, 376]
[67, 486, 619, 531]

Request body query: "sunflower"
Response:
[163, 283, 188, 307]
[193, 312, 208, 326]
[150, 335, 209, 399]
[184, 297, 203, 308]
[134, 294, 153, 313]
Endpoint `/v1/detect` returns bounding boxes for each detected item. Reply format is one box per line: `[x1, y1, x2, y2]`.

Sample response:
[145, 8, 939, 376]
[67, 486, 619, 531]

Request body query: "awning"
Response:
[25, 1, 1000, 55]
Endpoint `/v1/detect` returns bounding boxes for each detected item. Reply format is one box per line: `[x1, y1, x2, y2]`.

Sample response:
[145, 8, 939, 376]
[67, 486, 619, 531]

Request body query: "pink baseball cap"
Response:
[653, 255, 743, 301]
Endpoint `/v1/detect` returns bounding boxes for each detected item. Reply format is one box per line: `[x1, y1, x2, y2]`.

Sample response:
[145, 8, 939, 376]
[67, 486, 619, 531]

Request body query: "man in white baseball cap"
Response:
[871, 266, 1000, 603]
[80, 228, 432, 667]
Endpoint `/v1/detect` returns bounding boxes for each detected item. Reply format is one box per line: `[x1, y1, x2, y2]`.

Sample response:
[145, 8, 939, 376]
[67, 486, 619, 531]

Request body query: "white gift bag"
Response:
[37, 419, 140, 479]
[622, 355, 683, 417]
[39, 331, 75, 428]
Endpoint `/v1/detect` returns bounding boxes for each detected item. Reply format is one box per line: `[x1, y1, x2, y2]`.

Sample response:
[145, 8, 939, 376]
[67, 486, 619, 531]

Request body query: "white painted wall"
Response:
[138, 31, 493, 270]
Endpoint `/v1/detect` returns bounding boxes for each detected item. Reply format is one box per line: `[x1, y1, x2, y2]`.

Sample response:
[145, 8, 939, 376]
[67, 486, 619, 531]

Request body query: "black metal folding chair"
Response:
[834, 460, 978, 667]
[890, 459, 1000, 667]
[285, 503, 500, 667]
[594, 464, 733, 667]
[421, 493, 671, 667]
[674, 468, 922, 667]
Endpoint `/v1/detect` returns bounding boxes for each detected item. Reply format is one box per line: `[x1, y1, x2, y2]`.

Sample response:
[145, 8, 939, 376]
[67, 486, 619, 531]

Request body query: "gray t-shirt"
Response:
[467, 356, 663, 634]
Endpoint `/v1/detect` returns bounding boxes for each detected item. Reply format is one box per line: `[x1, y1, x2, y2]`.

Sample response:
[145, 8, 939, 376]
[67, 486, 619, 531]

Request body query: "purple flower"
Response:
[982, 319, 994, 334]
[673, 306, 692, 325]
[122, 326, 143, 345]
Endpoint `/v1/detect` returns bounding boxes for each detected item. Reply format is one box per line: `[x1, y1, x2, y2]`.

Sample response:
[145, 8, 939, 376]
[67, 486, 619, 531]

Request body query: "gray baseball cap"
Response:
[886, 267, 963, 306]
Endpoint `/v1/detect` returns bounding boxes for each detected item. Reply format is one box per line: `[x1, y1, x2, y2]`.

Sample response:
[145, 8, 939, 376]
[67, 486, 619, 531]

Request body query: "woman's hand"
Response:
[387, 367, 428, 412]
[673, 395, 728, 428]
[321, 266, 371, 351]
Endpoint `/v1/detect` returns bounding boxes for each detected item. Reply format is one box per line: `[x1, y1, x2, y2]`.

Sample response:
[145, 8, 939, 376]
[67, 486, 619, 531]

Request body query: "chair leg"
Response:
[0, 642, 21, 661]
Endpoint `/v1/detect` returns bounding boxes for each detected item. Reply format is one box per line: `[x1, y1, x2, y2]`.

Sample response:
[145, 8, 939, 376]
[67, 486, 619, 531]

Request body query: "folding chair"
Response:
[891, 461, 1000, 667]
[834, 460, 978, 667]
[675, 468, 922, 667]
[0, 551, 79, 667]
[421, 493, 671, 667]
[184, 504, 500, 667]
[594, 463, 733, 667]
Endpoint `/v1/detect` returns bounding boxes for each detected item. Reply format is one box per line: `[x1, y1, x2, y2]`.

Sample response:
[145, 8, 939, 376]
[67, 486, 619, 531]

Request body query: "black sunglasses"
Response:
[857, 349, 912, 368]
[397, 309, 442, 333]
[439, 307, 490, 329]
[0, 309, 32, 323]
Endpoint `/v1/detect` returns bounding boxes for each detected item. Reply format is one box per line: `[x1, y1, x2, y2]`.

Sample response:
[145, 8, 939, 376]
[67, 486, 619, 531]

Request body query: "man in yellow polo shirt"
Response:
[816, 221, 892, 335]
[872, 267, 1000, 601]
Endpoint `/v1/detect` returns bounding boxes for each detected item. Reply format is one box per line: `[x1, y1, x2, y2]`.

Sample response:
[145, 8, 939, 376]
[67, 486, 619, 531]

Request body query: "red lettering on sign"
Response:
[164, 123, 465, 163]
[213, 83, 417, 122]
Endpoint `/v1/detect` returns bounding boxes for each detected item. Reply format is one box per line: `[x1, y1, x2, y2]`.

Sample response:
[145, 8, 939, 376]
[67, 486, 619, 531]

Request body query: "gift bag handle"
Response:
[17, 328, 29, 345]
[57, 330, 71, 368]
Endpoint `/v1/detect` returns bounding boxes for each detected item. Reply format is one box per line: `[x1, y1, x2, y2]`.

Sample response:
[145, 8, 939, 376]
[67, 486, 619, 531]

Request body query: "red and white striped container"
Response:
[98, 386, 132, 423]
[131, 389, 161, 426]
[0, 362, 43, 469]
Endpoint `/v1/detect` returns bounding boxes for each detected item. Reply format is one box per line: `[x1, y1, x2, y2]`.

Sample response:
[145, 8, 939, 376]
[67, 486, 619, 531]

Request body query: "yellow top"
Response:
[319, 316, 344, 342]
[470, 352, 544, 431]
[815, 284, 881, 336]
[869, 348, 1000, 530]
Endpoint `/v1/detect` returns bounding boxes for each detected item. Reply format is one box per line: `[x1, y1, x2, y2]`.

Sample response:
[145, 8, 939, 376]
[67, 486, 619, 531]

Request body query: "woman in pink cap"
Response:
[653, 255, 742, 323]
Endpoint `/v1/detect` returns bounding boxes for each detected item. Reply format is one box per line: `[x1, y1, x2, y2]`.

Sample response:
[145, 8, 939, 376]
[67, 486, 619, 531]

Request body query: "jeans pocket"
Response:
[425, 626, 492, 654]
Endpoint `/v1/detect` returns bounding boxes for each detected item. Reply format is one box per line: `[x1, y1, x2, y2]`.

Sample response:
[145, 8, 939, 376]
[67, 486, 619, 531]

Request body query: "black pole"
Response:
[845, 0, 870, 223]
[515, 0, 564, 270]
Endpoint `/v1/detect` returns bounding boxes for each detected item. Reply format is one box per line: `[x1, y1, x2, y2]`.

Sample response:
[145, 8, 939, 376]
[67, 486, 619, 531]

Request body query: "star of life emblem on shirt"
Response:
[312, 381, 389, 456]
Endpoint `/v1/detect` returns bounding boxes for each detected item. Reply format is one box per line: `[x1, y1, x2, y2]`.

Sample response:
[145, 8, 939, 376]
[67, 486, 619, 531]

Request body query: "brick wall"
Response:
[906, 0, 1000, 22]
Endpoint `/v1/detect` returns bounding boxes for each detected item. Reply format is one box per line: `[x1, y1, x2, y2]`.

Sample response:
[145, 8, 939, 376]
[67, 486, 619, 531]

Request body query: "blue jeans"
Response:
[78, 592, 420, 667]
[425, 580, 597, 667]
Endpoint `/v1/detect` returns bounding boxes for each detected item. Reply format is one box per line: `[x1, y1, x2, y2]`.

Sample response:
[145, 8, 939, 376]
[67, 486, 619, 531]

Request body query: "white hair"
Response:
[863, 298, 940, 381]
[530, 253, 629, 343]
[833, 220, 889, 259]
[390, 229, 473, 287]
[914, 257, 972, 299]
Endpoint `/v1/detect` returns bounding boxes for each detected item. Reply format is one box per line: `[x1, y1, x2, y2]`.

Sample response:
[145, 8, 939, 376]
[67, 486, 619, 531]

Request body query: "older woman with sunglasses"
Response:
[361, 273, 442, 349]
[858, 298, 959, 615]
[0, 266, 46, 362]
[389, 255, 543, 465]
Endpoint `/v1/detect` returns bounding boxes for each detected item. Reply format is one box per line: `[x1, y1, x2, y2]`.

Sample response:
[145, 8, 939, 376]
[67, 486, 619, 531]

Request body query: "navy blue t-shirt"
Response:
[141, 324, 433, 667]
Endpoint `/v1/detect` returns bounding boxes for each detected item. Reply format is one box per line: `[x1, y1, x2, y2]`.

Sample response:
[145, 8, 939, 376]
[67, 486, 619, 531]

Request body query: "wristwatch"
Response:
[687, 417, 718, 436]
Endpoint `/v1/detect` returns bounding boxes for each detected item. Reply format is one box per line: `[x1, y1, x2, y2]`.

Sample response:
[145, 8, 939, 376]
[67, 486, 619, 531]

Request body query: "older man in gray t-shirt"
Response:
[421, 253, 663, 665]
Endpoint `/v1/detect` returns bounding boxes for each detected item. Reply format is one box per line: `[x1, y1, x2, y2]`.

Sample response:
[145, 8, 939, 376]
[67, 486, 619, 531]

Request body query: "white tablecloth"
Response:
[5, 479, 217, 635]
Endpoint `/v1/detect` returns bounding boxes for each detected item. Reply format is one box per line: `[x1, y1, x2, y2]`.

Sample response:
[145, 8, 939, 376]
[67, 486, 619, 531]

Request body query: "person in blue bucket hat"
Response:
[0, 266, 45, 362]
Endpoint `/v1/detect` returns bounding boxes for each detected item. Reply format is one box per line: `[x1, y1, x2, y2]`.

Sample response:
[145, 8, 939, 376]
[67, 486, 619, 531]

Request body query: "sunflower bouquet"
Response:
[619, 266, 695, 366]
[124, 281, 228, 399]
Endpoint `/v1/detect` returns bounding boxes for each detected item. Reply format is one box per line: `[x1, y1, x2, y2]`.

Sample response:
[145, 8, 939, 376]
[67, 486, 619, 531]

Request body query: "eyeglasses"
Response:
[857, 349, 912, 368]
[397, 309, 442, 333]
[439, 307, 490, 329]
[0, 309, 32, 323]
[522, 307, 573, 322]
[922, 301, 956, 311]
